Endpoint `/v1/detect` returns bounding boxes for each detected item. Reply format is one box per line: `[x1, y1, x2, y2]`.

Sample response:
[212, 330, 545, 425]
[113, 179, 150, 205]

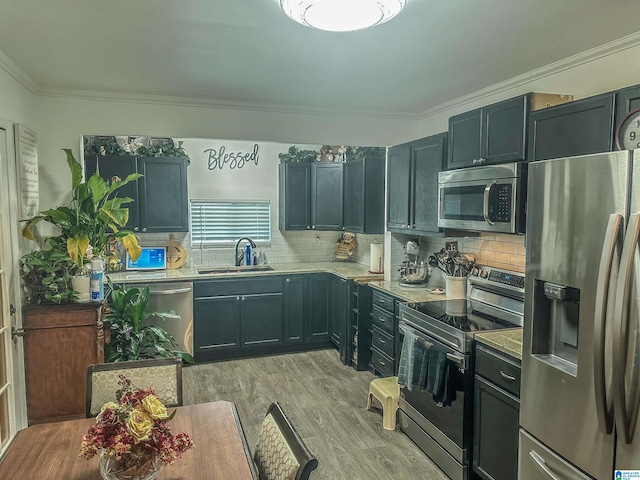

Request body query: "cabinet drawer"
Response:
[475, 344, 521, 397]
[372, 326, 394, 358]
[372, 290, 394, 313]
[372, 348, 394, 377]
[194, 277, 283, 298]
[372, 305, 394, 334]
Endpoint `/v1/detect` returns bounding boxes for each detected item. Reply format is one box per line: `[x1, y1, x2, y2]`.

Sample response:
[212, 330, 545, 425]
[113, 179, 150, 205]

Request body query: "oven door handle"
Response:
[483, 180, 497, 226]
[399, 322, 467, 370]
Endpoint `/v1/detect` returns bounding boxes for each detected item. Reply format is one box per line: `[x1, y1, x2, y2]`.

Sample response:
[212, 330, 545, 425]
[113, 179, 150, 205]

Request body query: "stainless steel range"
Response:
[398, 267, 524, 480]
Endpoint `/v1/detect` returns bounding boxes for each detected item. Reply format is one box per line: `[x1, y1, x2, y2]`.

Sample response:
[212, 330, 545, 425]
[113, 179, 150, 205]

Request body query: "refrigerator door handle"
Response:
[593, 213, 622, 434]
[614, 213, 640, 444]
[483, 180, 496, 225]
[529, 450, 562, 480]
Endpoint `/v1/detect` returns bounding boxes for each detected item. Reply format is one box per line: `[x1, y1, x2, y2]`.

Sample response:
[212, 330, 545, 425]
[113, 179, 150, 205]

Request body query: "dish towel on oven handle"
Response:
[425, 348, 456, 407]
[397, 329, 429, 391]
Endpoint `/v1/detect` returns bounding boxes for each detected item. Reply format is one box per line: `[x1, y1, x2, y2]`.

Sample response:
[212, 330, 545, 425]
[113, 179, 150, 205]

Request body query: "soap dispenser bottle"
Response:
[245, 243, 251, 266]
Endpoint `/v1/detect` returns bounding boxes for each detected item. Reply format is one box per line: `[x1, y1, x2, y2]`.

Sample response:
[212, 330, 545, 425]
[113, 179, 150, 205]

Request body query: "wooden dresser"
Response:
[22, 302, 105, 425]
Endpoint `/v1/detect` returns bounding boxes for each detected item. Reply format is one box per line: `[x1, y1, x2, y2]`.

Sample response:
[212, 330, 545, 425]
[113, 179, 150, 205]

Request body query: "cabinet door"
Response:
[473, 376, 520, 480]
[311, 163, 343, 230]
[284, 276, 306, 344]
[615, 84, 640, 147]
[241, 293, 283, 347]
[138, 157, 189, 232]
[307, 274, 330, 342]
[343, 159, 365, 233]
[411, 134, 446, 234]
[279, 163, 311, 230]
[331, 277, 348, 364]
[85, 155, 139, 230]
[448, 109, 482, 169]
[193, 296, 240, 353]
[386, 145, 411, 231]
[481, 95, 528, 164]
[528, 93, 615, 161]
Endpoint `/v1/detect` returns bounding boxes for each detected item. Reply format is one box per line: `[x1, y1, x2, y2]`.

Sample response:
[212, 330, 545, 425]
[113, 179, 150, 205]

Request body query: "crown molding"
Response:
[0, 49, 39, 94]
[36, 86, 419, 120]
[418, 31, 640, 120]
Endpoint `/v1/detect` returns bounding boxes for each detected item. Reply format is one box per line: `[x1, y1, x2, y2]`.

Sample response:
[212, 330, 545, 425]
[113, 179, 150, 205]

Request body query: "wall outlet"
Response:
[445, 241, 458, 252]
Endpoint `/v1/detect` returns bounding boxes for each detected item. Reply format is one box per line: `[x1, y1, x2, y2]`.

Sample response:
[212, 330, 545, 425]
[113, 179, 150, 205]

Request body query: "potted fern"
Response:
[21, 149, 142, 304]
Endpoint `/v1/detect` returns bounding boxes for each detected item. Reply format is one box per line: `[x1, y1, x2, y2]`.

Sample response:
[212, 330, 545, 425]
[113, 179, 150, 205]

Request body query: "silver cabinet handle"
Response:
[379, 299, 385, 304]
[499, 370, 516, 382]
[241, 296, 245, 301]
[529, 450, 562, 480]
[378, 338, 386, 344]
[134, 226, 139, 232]
[378, 317, 386, 322]
[594, 213, 622, 434]
[483, 180, 497, 226]
[236, 296, 240, 301]
[142, 227, 147, 232]
[614, 213, 640, 443]
[377, 358, 386, 366]
[286, 278, 290, 283]
[307, 226, 310, 229]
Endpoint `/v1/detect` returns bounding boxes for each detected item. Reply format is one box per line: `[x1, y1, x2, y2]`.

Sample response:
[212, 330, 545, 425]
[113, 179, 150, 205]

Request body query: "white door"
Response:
[0, 122, 26, 457]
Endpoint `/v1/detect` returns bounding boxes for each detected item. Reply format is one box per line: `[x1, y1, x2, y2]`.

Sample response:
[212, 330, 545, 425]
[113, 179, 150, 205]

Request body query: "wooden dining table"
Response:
[0, 401, 259, 479]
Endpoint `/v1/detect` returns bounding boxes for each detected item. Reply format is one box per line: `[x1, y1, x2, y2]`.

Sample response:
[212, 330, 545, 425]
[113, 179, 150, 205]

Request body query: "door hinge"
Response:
[10, 303, 16, 315]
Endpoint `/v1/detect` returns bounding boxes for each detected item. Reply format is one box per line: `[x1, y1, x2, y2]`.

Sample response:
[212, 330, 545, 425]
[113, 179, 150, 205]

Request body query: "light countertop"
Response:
[474, 329, 523, 360]
[368, 280, 465, 303]
[107, 261, 383, 284]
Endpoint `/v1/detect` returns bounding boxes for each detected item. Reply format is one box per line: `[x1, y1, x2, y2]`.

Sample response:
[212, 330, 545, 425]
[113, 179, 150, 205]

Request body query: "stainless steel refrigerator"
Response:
[520, 150, 640, 480]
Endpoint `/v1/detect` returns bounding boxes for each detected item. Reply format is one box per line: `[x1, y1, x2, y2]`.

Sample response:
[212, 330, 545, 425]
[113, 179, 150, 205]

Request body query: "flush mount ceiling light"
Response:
[280, 0, 406, 32]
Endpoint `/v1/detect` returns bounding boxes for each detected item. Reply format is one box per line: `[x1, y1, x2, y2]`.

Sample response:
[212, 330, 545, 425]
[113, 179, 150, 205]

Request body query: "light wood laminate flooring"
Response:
[183, 349, 448, 480]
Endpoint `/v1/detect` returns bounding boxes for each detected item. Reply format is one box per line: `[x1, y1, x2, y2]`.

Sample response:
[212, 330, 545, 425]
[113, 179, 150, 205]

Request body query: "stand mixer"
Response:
[399, 240, 430, 286]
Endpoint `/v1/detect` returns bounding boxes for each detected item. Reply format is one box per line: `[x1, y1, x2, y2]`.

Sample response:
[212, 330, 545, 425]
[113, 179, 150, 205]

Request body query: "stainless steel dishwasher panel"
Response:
[146, 282, 193, 355]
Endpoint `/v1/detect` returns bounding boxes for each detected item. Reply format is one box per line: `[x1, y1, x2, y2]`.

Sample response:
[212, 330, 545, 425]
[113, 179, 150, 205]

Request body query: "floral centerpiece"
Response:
[80, 376, 194, 480]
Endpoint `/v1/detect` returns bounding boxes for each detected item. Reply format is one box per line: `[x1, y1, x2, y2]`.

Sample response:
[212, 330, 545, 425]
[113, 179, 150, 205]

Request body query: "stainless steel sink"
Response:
[197, 265, 274, 275]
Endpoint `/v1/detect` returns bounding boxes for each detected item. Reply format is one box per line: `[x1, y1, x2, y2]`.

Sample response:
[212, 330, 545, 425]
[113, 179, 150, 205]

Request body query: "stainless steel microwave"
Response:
[437, 162, 527, 234]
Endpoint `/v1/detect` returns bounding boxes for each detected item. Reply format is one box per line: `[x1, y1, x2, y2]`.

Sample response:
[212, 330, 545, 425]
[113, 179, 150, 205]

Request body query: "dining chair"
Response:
[254, 402, 318, 480]
[86, 357, 183, 417]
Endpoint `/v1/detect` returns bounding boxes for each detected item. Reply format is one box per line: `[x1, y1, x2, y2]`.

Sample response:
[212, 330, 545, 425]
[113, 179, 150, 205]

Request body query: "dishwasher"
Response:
[145, 282, 194, 355]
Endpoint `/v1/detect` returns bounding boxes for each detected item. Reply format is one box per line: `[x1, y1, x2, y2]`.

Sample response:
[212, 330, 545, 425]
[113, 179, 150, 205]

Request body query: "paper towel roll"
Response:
[369, 243, 384, 273]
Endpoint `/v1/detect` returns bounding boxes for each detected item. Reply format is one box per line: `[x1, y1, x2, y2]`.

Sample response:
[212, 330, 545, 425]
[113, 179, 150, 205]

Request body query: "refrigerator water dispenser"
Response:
[531, 280, 581, 376]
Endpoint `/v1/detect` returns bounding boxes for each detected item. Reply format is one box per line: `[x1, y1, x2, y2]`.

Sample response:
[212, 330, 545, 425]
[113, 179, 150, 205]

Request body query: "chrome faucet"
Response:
[234, 237, 257, 266]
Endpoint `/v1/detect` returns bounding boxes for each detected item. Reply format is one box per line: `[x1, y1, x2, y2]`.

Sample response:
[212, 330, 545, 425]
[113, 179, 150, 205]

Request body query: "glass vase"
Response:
[99, 451, 161, 480]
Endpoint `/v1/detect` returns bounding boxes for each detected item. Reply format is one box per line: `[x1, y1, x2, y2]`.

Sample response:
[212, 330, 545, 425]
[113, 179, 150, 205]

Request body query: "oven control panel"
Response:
[469, 267, 525, 289]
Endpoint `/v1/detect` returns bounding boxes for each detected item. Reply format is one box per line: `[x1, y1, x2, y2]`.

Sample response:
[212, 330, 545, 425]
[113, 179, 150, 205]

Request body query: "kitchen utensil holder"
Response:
[446, 276, 467, 299]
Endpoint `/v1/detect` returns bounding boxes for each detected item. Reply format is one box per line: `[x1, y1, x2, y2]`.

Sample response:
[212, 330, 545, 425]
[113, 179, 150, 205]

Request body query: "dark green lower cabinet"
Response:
[308, 274, 331, 342]
[194, 274, 332, 362]
[194, 296, 240, 352]
[330, 276, 348, 364]
[241, 293, 283, 347]
[284, 276, 305, 344]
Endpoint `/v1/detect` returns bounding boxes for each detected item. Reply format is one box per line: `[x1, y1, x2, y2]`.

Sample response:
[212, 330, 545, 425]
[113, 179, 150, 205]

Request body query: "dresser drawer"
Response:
[372, 290, 394, 313]
[475, 344, 521, 397]
[372, 305, 394, 334]
[372, 348, 394, 377]
[372, 326, 394, 358]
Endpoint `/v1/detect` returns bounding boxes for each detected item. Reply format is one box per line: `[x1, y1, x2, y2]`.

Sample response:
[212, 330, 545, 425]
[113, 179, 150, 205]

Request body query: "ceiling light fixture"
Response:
[280, 0, 406, 32]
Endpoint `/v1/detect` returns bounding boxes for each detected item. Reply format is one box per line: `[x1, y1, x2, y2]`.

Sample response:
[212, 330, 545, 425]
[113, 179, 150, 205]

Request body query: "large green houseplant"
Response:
[21, 149, 143, 303]
[104, 281, 194, 364]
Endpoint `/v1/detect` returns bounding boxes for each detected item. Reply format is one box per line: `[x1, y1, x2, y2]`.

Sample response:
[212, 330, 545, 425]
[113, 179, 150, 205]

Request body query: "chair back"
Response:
[254, 402, 318, 480]
[86, 357, 183, 417]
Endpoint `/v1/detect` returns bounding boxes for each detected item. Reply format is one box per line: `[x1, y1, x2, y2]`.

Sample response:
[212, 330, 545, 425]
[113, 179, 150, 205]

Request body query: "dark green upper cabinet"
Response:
[528, 93, 615, 162]
[448, 95, 528, 170]
[278, 163, 311, 230]
[311, 163, 343, 231]
[343, 156, 385, 234]
[138, 157, 189, 233]
[387, 133, 447, 235]
[614, 84, 640, 149]
[85, 155, 140, 229]
[85, 155, 189, 233]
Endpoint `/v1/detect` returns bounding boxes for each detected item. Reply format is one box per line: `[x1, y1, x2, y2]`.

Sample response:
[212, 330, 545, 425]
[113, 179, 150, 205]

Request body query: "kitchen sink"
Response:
[197, 265, 274, 275]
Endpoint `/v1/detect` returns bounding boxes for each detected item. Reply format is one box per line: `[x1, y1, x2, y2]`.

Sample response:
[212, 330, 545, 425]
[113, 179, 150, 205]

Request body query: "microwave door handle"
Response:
[593, 213, 622, 434]
[614, 213, 640, 443]
[483, 180, 497, 225]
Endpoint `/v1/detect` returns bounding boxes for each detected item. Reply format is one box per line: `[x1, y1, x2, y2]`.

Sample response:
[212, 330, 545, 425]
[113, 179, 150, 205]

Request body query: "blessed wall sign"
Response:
[204, 144, 259, 170]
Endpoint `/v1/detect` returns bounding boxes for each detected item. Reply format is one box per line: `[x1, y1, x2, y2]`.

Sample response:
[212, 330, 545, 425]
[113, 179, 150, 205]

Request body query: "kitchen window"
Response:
[190, 200, 271, 246]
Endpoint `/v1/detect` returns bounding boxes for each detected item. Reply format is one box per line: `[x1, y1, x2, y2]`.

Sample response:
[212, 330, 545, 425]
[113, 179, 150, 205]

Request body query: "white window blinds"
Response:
[190, 200, 271, 245]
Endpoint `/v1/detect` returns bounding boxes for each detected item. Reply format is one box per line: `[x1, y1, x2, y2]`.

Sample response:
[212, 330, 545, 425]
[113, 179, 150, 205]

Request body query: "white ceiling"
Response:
[1, 0, 640, 118]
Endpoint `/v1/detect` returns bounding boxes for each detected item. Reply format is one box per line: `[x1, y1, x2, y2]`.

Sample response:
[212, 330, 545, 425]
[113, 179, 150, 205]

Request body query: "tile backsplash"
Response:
[134, 230, 384, 269]
[390, 232, 526, 283]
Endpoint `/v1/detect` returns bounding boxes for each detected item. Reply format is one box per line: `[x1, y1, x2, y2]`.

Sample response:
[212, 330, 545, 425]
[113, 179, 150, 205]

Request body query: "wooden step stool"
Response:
[366, 376, 400, 430]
